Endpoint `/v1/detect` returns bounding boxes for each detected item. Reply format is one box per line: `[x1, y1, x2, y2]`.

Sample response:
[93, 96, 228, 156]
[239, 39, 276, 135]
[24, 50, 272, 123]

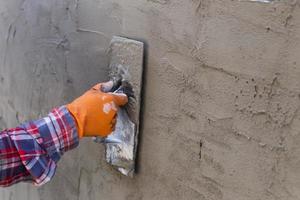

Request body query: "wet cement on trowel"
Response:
[1, 0, 300, 200]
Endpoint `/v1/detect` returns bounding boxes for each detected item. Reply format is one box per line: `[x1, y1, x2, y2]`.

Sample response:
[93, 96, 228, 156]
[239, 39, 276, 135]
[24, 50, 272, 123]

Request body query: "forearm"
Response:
[0, 81, 126, 187]
[0, 106, 79, 187]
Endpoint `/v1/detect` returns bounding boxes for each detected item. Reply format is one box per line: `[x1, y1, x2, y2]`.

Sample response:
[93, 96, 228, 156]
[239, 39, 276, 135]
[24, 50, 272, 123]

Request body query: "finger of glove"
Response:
[92, 81, 114, 92]
[101, 81, 114, 92]
[91, 81, 114, 92]
[92, 83, 102, 91]
[110, 93, 128, 106]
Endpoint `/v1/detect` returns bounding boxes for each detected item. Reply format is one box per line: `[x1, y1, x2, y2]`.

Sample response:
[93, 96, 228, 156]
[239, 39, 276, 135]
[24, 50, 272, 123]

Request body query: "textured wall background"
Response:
[1, 0, 300, 199]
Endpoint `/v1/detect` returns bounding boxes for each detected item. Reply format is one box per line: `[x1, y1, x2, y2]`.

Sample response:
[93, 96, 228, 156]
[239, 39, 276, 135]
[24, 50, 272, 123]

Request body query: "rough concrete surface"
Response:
[1, 0, 300, 200]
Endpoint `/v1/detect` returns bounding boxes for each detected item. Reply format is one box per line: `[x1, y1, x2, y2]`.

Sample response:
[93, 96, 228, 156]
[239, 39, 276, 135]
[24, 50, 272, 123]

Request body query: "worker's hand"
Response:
[66, 81, 128, 138]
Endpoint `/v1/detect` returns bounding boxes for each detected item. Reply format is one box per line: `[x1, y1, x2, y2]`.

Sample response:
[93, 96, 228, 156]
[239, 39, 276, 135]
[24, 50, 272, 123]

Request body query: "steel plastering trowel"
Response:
[94, 36, 144, 177]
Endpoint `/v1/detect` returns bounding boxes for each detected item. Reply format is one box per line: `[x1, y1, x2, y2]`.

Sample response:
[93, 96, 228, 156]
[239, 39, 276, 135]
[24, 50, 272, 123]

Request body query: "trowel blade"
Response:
[101, 36, 144, 177]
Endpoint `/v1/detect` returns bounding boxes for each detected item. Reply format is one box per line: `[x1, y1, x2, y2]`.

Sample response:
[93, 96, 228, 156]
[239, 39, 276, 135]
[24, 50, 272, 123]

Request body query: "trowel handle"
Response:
[93, 136, 122, 144]
[93, 136, 106, 143]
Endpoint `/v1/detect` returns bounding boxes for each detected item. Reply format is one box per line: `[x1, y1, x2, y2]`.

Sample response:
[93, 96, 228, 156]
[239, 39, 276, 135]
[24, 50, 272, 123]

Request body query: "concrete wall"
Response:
[1, 0, 300, 199]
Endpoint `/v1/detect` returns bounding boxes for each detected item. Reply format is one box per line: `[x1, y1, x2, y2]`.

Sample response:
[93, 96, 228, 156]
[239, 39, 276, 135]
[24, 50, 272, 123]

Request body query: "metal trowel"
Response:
[94, 36, 144, 177]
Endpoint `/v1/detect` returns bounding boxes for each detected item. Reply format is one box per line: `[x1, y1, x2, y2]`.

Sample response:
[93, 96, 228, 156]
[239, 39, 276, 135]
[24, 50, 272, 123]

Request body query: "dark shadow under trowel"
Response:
[94, 36, 144, 177]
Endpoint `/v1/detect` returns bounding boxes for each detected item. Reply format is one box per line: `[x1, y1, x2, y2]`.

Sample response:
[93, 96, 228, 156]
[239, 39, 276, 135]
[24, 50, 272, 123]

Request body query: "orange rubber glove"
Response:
[66, 81, 128, 138]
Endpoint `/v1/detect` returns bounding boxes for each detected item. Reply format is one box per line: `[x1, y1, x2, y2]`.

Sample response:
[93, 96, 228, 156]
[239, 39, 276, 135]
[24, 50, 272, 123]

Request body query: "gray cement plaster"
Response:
[1, 0, 300, 199]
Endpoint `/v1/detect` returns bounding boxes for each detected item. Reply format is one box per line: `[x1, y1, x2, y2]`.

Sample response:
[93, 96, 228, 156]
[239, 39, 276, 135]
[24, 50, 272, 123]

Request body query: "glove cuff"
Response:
[66, 104, 84, 138]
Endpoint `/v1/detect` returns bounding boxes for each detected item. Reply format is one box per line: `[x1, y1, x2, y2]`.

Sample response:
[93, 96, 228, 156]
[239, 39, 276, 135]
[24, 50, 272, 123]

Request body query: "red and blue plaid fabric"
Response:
[0, 106, 79, 187]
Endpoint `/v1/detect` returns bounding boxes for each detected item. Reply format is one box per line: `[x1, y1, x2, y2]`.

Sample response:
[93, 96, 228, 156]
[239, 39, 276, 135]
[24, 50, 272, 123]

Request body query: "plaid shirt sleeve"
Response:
[0, 106, 79, 187]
